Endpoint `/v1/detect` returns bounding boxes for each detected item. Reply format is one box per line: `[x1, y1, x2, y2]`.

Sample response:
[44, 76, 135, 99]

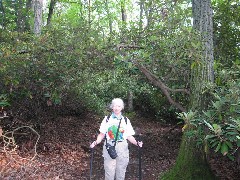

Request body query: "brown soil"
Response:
[0, 113, 239, 180]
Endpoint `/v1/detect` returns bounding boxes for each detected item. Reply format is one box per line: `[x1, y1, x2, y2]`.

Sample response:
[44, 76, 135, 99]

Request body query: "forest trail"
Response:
[0, 113, 239, 179]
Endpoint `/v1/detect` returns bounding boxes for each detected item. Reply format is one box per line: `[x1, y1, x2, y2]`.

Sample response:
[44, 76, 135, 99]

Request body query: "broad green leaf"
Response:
[205, 135, 216, 139]
[237, 139, 240, 147]
[211, 141, 219, 148]
[204, 120, 214, 131]
[225, 141, 233, 149]
[215, 142, 221, 152]
[203, 111, 212, 118]
[0, 102, 10, 106]
[225, 131, 238, 135]
[220, 142, 228, 155]
[227, 154, 235, 161]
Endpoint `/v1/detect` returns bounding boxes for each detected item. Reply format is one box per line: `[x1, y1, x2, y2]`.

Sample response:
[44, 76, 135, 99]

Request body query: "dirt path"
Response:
[0, 114, 239, 179]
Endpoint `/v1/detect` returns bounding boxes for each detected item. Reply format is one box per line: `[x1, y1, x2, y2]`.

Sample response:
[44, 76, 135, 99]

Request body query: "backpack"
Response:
[106, 114, 128, 124]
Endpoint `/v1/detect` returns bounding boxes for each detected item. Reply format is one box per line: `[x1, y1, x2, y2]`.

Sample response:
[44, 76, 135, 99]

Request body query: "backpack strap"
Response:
[124, 116, 128, 124]
[106, 115, 111, 123]
[106, 114, 128, 124]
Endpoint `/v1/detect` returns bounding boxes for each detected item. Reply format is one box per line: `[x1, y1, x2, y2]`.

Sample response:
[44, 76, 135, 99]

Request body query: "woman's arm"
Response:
[90, 132, 105, 148]
[127, 135, 143, 147]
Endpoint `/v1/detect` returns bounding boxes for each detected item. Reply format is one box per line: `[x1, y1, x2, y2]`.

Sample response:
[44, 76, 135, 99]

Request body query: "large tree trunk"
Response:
[190, 0, 214, 110]
[162, 0, 216, 179]
[33, 0, 43, 36]
[162, 133, 216, 179]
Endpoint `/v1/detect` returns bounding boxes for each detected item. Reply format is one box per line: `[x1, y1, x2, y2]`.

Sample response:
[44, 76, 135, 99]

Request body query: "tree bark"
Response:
[25, 0, 32, 31]
[144, 0, 153, 28]
[33, 0, 43, 36]
[104, 0, 113, 35]
[120, 0, 127, 22]
[162, 0, 216, 179]
[47, 0, 57, 26]
[120, 0, 127, 42]
[127, 91, 133, 111]
[190, 0, 214, 110]
[15, 0, 25, 32]
[139, 0, 144, 30]
[0, 0, 5, 29]
[88, 0, 91, 28]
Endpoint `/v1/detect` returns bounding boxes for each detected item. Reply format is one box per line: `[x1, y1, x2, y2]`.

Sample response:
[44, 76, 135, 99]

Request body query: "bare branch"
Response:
[134, 61, 187, 112]
[1, 126, 40, 163]
[117, 44, 143, 50]
[116, 43, 188, 112]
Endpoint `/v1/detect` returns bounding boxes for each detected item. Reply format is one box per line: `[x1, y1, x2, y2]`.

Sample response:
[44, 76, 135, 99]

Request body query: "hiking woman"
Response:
[90, 98, 143, 180]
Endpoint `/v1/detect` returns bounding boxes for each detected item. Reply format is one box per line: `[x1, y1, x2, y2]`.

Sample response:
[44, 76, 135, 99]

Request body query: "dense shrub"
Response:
[179, 62, 240, 160]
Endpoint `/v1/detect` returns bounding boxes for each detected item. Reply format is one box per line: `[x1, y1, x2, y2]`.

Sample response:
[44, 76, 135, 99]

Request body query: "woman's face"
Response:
[112, 103, 123, 115]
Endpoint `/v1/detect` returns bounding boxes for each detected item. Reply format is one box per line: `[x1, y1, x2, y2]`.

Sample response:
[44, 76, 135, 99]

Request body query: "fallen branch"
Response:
[1, 126, 40, 164]
[134, 61, 187, 112]
[115, 43, 188, 112]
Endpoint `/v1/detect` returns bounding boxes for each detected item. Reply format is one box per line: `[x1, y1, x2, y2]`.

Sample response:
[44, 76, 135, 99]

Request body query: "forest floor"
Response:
[0, 112, 239, 180]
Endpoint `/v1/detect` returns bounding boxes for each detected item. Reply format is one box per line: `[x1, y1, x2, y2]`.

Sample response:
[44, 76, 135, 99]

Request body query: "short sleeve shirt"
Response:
[99, 115, 135, 141]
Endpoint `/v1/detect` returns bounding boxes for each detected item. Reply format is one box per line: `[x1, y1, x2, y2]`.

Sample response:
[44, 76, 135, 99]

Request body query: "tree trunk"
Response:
[47, 0, 57, 26]
[120, 0, 127, 42]
[33, 0, 43, 36]
[0, 0, 5, 29]
[120, 0, 127, 22]
[162, 0, 216, 179]
[144, 0, 153, 28]
[24, 0, 32, 31]
[139, 0, 144, 30]
[15, 0, 25, 32]
[104, 0, 113, 35]
[127, 91, 133, 111]
[190, 0, 214, 110]
[88, 0, 91, 28]
[162, 133, 216, 180]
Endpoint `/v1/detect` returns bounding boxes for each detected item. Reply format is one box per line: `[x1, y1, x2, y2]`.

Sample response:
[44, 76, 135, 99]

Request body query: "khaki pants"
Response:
[103, 140, 129, 180]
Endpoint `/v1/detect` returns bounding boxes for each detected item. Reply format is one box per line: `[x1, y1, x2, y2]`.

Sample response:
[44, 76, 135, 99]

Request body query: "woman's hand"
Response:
[90, 141, 98, 148]
[89, 133, 105, 148]
[137, 141, 143, 147]
[127, 135, 143, 147]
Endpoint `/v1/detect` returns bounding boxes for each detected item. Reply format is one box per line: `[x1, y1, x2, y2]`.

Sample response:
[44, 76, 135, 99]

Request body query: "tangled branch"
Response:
[0, 126, 40, 165]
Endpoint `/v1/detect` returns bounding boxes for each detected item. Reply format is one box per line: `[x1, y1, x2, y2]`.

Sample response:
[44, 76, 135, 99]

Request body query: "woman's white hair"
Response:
[110, 98, 124, 109]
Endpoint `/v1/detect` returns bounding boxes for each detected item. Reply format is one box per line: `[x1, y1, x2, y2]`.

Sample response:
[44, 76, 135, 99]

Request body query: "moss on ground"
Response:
[161, 133, 218, 180]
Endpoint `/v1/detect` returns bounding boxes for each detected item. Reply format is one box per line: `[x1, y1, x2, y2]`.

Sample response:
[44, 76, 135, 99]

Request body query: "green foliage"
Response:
[0, 94, 10, 107]
[0, 0, 207, 120]
[212, 0, 240, 67]
[0, 0, 238, 124]
[202, 65, 240, 158]
[0, 26, 160, 116]
[0, 0, 33, 32]
[179, 63, 240, 160]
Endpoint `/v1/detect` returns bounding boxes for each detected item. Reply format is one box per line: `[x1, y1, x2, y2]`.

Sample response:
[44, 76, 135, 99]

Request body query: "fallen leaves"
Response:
[0, 114, 239, 179]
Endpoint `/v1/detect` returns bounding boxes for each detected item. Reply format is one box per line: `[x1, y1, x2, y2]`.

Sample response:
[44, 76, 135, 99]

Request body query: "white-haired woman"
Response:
[90, 98, 143, 180]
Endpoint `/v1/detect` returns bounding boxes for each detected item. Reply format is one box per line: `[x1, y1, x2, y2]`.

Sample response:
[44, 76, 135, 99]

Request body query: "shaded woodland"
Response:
[1, 0, 240, 179]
